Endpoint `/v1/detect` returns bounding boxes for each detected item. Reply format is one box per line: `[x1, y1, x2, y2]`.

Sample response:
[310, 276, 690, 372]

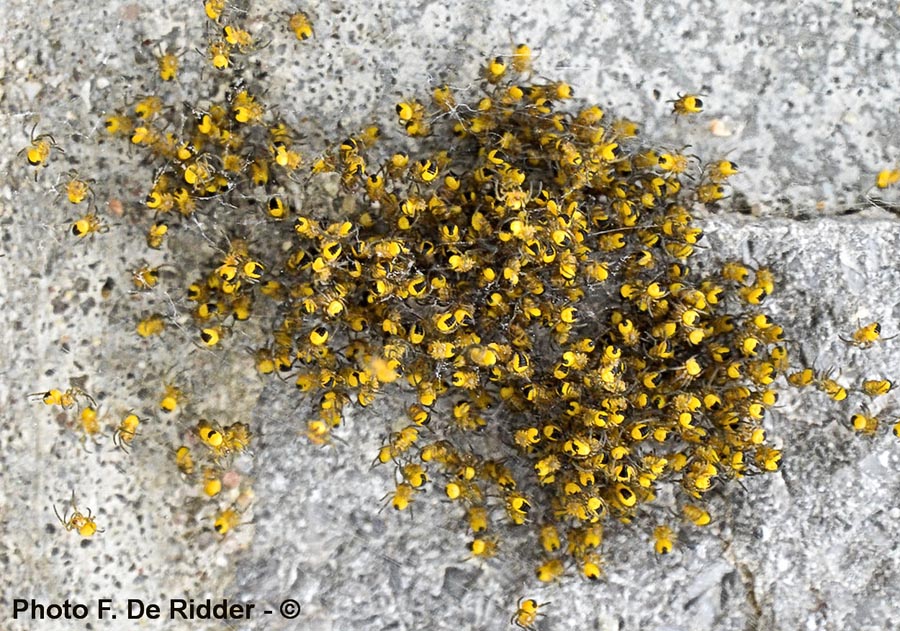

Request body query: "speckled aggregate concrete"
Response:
[1, 1, 900, 630]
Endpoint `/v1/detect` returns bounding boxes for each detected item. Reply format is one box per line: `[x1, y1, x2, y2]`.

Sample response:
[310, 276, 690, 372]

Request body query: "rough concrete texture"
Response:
[1, 1, 900, 630]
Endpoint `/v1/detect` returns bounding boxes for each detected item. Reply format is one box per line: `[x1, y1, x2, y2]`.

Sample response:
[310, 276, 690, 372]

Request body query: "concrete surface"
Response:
[1, 1, 900, 630]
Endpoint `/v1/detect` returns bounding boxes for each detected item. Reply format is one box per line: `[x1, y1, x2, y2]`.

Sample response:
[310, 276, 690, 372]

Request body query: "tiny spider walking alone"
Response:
[669, 92, 705, 116]
[19, 120, 64, 179]
[53, 492, 103, 537]
[511, 597, 549, 630]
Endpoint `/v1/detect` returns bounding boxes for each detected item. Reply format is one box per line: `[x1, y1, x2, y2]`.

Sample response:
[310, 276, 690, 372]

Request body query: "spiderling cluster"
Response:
[27, 1, 848, 583]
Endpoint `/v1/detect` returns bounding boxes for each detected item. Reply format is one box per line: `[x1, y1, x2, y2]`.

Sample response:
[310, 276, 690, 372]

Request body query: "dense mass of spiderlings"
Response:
[38, 2, 900, 580]
[90, 5, 797, 578]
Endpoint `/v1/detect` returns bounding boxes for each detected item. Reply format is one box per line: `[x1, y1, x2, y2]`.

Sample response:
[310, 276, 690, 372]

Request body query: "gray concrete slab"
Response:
[2, 1, 900, 630]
